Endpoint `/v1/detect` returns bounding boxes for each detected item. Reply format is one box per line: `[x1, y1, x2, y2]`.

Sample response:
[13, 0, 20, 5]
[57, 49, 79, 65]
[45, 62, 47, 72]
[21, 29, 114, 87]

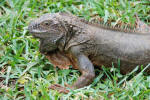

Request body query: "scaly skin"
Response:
[28, 12, 150, 93]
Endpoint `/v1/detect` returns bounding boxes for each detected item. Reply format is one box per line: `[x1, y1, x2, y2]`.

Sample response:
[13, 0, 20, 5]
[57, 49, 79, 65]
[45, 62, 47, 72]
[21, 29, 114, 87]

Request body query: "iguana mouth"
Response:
[31, 32, 48, 38]
[30, 29, 61, 39]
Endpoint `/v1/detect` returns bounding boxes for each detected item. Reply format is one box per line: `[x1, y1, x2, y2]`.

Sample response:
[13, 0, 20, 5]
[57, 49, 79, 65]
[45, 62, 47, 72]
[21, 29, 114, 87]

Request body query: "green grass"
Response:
[0, 0, 150, 99]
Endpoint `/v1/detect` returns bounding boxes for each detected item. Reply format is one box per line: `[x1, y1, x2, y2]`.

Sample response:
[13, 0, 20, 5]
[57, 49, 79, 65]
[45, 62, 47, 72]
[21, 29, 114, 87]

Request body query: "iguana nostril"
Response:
[28, 25, 33, 32]
[28, 21, 35, 31]
[30, 24, 36, 29]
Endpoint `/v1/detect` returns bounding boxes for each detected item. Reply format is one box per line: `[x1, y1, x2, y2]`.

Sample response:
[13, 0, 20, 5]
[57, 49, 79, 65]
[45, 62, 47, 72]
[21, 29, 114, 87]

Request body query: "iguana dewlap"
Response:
[46, 51, 78, 69]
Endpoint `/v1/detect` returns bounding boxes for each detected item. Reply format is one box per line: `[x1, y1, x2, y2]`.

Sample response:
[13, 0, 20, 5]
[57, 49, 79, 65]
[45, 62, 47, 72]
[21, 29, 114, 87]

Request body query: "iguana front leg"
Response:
[49, 46, 95, 93]
[70, 46, 95, 89]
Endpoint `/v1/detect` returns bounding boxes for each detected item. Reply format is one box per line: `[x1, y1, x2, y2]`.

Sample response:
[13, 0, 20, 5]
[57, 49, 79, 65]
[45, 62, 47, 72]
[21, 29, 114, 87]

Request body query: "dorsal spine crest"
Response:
[80, 17, 137, 33]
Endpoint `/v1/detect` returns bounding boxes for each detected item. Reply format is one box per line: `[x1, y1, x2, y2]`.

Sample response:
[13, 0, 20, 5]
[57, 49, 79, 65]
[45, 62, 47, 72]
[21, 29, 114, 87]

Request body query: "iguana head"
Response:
[28, 12, 76, 53]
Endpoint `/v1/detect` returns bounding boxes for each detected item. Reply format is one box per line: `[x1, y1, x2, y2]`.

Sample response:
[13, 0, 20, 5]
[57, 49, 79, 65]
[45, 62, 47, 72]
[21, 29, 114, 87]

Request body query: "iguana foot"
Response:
[49, 84, 70, 94]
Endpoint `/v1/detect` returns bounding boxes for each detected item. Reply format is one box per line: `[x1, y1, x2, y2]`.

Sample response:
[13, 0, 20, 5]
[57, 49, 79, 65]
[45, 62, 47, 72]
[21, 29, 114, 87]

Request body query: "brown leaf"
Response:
[135, 14, 150, 33]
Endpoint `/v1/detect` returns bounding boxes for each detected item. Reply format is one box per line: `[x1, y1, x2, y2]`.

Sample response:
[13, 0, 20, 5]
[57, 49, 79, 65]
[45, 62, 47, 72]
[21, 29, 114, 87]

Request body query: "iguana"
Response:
[28, 12, 150, 93]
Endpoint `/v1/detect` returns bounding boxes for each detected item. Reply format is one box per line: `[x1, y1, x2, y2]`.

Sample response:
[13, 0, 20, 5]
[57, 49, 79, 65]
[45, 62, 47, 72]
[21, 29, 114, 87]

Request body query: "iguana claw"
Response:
[49, 84, 70, 94]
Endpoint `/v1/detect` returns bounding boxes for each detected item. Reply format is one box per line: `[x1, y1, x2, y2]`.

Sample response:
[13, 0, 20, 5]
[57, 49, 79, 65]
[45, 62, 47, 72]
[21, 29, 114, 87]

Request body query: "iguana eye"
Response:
[44, 22, 50, 26]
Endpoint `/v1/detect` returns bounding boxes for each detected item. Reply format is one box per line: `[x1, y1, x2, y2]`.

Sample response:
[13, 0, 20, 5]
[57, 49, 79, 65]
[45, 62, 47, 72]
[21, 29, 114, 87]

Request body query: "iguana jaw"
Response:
[39, 36, 61, 55]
